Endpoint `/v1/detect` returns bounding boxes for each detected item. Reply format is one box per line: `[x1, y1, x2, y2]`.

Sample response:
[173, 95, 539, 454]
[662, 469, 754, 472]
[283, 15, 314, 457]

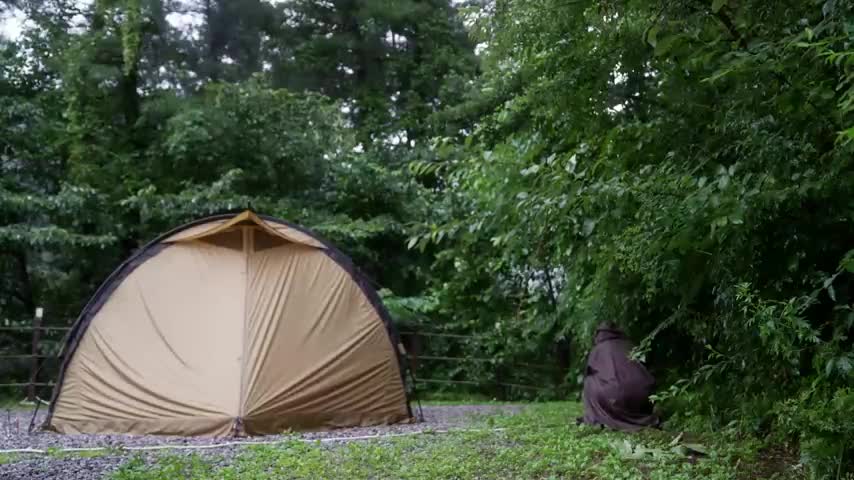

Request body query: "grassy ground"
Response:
[0, 448, 117, 463]
[418, 394, 518, 406]
[0, 397, 33, 411]
[109, 402, 802, 480]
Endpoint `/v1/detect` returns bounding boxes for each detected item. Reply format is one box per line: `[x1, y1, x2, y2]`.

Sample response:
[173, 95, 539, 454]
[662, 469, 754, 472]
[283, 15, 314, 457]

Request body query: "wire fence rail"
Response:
[0, 309, 71, 401]
[399, 330, 568, 398]
[1, 311, 565, 401]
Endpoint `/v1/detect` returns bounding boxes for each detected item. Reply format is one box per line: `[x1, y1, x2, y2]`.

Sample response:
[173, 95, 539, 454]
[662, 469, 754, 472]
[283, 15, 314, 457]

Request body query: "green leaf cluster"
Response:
[412, 1, 854, 475]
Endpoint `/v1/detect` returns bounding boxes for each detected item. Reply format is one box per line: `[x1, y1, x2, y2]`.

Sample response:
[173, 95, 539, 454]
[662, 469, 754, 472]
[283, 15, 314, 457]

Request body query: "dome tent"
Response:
[44, 210, 412, 436]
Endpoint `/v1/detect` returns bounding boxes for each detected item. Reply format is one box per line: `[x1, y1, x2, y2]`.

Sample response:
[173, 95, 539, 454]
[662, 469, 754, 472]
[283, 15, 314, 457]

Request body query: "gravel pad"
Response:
[0, 404, 521, 479]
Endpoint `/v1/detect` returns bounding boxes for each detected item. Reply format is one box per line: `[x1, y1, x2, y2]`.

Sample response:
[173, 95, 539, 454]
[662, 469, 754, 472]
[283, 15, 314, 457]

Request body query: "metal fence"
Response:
[0, 309, 70, 401]
[0, 310, 568, 402]
[399, 330, 569, 399]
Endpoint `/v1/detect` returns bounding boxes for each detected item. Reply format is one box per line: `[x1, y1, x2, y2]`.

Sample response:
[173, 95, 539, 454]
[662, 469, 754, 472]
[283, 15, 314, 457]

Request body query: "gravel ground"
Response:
[0, 404, 521, 480]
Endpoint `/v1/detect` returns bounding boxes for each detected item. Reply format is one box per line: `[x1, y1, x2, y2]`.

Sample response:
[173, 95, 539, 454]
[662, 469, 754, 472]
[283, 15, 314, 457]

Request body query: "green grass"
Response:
[0, 447, 117, 466]
[43, 446, 117, 459]
[0, 396, 33, 411]
[417, 391, 510, 405]
[107, 402, 801, 479]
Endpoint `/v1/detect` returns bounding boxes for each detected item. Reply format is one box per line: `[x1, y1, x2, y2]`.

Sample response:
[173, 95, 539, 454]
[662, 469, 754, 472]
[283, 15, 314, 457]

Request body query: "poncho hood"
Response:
[593, 323, 627, 344]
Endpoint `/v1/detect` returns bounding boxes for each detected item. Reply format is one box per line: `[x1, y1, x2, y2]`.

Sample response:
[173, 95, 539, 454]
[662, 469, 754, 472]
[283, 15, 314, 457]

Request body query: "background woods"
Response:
[2, 0, 853, 477]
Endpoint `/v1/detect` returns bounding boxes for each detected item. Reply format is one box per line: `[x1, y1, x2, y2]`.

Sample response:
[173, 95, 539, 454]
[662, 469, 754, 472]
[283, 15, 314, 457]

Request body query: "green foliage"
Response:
[152, 79, 342, 194]
[110, 403, 801, 480]
[777, 388, 854, 480]
[120, 0, 142, 76]
[412, 0, 854, 477]
[378, 289, 438, 327]
[268, 0, 478, 144]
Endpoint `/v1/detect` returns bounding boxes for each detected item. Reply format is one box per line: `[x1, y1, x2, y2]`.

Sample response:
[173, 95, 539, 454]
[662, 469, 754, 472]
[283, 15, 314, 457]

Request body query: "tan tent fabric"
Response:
[162, 220, 228, 242]
[46, 211, 411, 437]
[241, 244, 407, 434]
[164, 211, 325, 249]
[49, 243, 245, 436]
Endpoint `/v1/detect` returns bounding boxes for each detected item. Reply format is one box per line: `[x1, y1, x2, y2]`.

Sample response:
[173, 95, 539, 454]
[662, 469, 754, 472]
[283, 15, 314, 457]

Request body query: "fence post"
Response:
[410, 330, 421, 378]
[494, 364, 503, 400]
[555, 337, 570, 396]
[28, 307, 43, 402]
[495, 333, 505, 401]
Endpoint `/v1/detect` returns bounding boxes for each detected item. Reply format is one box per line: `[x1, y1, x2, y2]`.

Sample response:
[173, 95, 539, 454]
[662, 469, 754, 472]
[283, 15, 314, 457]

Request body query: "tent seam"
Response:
[236, 226, 251, 435]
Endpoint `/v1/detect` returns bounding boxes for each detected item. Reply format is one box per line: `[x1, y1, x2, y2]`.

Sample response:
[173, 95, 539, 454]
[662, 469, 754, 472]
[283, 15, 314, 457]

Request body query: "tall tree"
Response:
[266, 0, 477, 146]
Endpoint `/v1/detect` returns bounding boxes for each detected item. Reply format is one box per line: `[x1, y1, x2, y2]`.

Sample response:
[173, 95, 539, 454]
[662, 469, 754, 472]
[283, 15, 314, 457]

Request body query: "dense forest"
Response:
[1, 0, 853, 477]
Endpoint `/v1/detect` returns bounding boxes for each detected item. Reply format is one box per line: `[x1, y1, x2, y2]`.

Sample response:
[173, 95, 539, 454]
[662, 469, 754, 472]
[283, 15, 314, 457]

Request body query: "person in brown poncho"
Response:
[579, 323, 660, 431]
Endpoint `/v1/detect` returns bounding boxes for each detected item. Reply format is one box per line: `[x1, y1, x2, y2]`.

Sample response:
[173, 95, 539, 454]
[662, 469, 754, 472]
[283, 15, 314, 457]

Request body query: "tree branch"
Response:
[710, 5, 831, 124]
[713, 8, 748, 49]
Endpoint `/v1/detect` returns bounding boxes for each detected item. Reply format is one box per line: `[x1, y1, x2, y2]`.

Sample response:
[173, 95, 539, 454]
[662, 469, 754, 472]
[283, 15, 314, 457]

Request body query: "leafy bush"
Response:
[412, 1, 854, 477]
